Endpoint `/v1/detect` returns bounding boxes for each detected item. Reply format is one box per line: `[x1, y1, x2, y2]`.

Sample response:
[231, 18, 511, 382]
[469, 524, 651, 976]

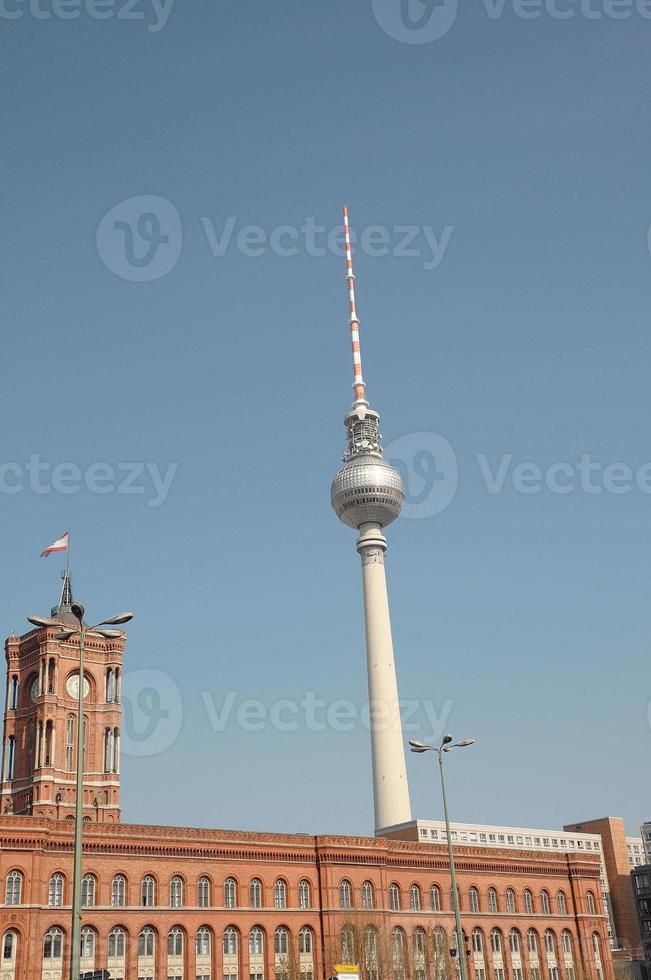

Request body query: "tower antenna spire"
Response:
[343, 206, 368, 408]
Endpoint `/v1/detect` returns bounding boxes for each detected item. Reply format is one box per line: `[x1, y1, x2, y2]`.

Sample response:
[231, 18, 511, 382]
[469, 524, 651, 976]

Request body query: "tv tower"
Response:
[331, 206, 412, 832]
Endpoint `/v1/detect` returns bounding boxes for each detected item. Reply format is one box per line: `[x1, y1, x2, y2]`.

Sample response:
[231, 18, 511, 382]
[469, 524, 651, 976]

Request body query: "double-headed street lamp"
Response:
[409, 735, 476, 980]
[28, 604, 133, 980]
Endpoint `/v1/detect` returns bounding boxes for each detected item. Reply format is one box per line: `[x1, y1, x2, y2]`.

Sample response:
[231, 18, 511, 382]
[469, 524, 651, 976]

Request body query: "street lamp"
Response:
[409, 734, 476, 980]
[27, 604, 133, 980]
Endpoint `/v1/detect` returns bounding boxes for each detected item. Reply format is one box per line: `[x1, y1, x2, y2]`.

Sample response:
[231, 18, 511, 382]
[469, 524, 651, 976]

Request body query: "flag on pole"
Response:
[41, 531, 69, 558]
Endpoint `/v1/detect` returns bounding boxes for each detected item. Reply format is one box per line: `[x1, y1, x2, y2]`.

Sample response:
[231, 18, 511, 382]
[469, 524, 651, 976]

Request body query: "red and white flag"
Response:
[41, 531, 69, 558]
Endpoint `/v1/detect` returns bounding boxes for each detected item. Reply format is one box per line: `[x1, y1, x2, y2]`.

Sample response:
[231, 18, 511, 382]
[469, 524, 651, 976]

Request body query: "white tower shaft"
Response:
[332, 206, 412, 834]
[357, 523, 411, 831]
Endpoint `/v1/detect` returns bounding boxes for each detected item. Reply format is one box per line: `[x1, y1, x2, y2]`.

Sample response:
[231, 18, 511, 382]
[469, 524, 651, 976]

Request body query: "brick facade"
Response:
[0, 816, 613, 980]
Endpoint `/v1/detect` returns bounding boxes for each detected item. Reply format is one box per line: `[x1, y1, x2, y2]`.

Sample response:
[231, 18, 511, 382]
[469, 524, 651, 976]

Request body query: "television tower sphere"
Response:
[331, 451, 405, 529]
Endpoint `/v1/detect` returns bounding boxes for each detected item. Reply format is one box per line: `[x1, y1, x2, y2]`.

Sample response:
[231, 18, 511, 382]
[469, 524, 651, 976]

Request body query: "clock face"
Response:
[66, 673, 90, 700]
[30, 678, 39, 702]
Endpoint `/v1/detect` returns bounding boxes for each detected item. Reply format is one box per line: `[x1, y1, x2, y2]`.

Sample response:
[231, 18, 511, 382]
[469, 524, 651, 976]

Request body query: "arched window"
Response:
[81, 874, 96, 908]
[364, 927, 378, 980]
[167, 927, 183, 956]
[224, 877, 237, 909]
[274, 879, 287, 909]
[111, 874, 126, 908]
[524, 889, 534, 914]
[8, 677, 18, 711]
[250, 878, 262, 908]
[433, 926, 447, 973]
[527, 931, 538, 954]
[431, 884, 441, 911]
[557, 891, 567, 915]
[104, 729, 114, 774]
[48, 873, 64, 907]
[413, 927, 426, 980]
[472, 929, 484, 953]
[80, 926, 95, 959]
[5, 871, 22, 906]
[65, 716, 75, 772]
[491, 929, 502, 954]
[138, 927, 155, 957]
[410, 884, 421, 911]
[341, 926, 355, 964]
[274, 928, 289, 955]
[2, 931, 17, 961]
[108, 927, 125, 958]
[4, 736, 15, 781]
[170, 875, 183, 908]
[223, 928, 238, 957]
[488, 887, 498, 914]
[509, 930, 521, 954]
[362, 881, 374, 909]
[141, 875, 155, 908]
[586, 891, 596, 915]
[339, 879, 352, 909]
[197, 876, 210, 908]
[544, 931, 555, 955]
[299, 928, 313, 955]
[506, 889, 516, 914]
[44, 927, 63, 960]
[298, 879, 311, 909]
[561, 931, 573, 955]
[389, 883, 401, 911]
[195, 927, 211, 957]
[469, 887, 480, 913]
[391, 927, 406, 979]
[249, 927, 264, 957]
[540, 890, 551, 915]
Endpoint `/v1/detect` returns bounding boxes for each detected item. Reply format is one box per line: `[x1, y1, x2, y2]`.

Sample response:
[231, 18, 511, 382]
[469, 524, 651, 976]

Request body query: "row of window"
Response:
[5, 871, 599, 918]
[33, 924, 315, 961]
[419, 827, 601, 852]
[341, 881, 590, 916]
[340, 925, 604, 980]
[6, 667, 122, 710]
[5, 871, 312, 910]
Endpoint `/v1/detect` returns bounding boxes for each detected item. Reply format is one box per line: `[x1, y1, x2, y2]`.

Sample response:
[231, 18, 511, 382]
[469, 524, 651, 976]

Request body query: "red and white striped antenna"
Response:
[343, 206, 368, 407]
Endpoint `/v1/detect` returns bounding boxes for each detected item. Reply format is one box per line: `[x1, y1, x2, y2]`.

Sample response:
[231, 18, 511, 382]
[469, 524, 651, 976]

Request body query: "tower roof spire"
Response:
[343, 206, 368, 408]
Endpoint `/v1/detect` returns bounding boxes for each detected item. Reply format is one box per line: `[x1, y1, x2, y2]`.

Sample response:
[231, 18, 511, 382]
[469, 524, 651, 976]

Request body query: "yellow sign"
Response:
[335, 968, 359, 975]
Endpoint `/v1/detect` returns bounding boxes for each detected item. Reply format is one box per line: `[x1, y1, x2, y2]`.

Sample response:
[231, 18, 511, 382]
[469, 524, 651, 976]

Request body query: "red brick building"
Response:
[0, 589, 614, 980]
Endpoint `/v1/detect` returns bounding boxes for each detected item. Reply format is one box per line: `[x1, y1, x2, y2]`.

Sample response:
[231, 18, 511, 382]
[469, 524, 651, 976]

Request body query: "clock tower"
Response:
[0, 573, 125, 822]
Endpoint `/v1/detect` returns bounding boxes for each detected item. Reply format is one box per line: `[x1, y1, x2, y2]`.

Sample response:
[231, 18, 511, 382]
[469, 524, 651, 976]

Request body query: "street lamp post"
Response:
[409, 735, 476, 980]
[28, 605, 133, 980]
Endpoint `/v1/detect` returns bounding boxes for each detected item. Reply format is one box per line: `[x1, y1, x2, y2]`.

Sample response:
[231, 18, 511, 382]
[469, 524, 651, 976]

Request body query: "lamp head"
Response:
[70, 602, 85, 622]
[99, 612, 133, 626]
[455, 738, 476, 748]
[54, 631, 75, 642]
[442, 734, 453, 745]
[408, 740, 431, 753]
[27, 615, 60, 629]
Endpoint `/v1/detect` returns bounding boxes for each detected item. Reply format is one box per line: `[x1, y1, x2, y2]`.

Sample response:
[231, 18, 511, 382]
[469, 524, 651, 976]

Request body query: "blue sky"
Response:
[1, 0, 650, 837]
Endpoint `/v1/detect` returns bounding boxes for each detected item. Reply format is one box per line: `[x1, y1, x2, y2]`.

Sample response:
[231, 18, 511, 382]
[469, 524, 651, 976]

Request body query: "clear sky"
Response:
[1, 0, 650, 838]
